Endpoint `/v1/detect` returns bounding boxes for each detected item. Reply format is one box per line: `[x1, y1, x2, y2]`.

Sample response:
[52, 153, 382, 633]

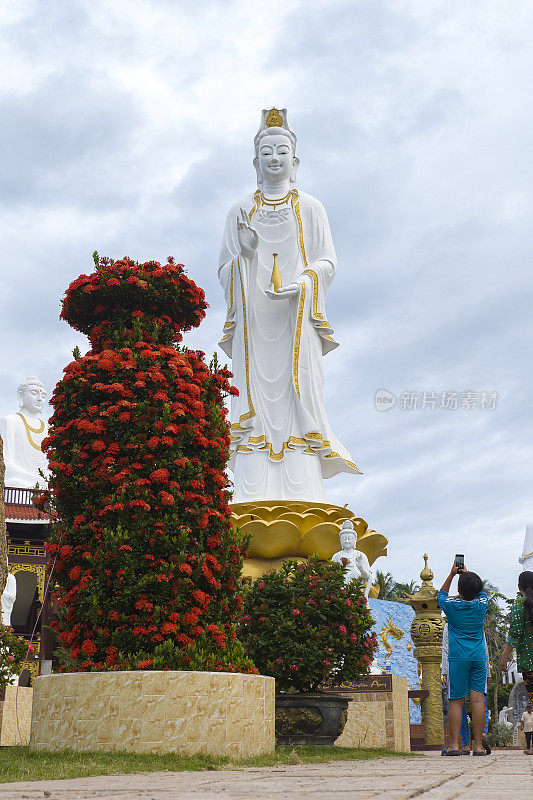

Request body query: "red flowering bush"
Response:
[238, 557, 377, 692]
[44, 254, 256, 674]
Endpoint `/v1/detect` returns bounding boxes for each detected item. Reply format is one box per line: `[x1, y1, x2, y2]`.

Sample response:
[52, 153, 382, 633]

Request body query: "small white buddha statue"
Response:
[0, 376, 49, 488]
[1, 559, 17, 626]
[331, 519, 373, 595]
[369, 658, 381, 675]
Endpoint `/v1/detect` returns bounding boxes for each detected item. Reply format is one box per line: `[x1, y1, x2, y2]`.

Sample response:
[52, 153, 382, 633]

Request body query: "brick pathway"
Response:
[0, 751, 531, 799]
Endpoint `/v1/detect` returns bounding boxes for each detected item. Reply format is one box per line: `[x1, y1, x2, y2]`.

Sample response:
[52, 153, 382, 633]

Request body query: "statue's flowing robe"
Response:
[1, 573, 17, 625]
[0, 413, 48, 488]
[218, 189, 359, 503]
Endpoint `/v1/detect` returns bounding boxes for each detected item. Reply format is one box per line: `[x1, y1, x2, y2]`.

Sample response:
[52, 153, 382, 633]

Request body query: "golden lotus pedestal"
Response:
[230, 501, 388, 580]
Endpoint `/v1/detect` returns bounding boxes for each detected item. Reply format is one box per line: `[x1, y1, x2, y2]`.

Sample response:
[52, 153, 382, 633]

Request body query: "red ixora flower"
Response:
[159, 491, 174, 506]
[150, 468, 170, 483]
[81, 639, 97, 656]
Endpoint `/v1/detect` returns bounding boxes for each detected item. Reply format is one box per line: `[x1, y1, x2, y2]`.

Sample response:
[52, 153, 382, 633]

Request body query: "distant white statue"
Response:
[1, 563, 19, 687]
[369, 658, 381, 675]
[498, 706, 513, 728]
[218, 107, 359, 503]
[0, 376, 49, 488]
[331, 519, 372, 595]
[519, 524, 533, 572]
[1, 562, 17, 626]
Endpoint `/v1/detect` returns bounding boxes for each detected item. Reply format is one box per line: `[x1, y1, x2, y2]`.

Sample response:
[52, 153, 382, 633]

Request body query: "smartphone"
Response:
[455, 554, 465, 573]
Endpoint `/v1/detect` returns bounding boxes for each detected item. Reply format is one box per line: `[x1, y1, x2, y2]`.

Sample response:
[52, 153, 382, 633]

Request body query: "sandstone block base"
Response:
[0, 686, 33, 746]
[30, 671, 275, 758]
[335, 675, 410, 752]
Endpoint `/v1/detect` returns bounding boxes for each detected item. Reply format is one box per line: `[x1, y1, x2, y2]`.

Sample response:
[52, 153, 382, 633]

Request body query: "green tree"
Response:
[392, 580, 421, 599]
[483, 579, 512, 735]
[374, 571, 420, 601]
[375, 570, 396, 600]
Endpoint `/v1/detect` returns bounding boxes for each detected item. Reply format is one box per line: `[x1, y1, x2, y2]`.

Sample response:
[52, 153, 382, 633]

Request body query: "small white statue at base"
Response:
[331, 519, 373, 595]
[369, 658, 381, 675]
[0, 376, 49, 488]
[498, 706, 513, 728]
[1, 563, 17, 626]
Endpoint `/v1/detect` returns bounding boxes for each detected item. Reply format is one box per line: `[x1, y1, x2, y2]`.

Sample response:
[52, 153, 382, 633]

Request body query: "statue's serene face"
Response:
[340, 533, 356, 551]
[21, 384, 46, 414]
[257, 134, 294, 184]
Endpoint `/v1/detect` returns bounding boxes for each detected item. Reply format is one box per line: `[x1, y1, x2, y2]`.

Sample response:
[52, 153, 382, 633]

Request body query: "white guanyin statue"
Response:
[218, 108, 359, 503]
[519, 523, 533, 572]
[1, 560, 17, 626]
[331, 520, 372, 595]
[0, 376, 49, 488]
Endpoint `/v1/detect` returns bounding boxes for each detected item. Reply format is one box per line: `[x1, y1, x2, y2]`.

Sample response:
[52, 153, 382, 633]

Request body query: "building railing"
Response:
[4, 487, 43, 506]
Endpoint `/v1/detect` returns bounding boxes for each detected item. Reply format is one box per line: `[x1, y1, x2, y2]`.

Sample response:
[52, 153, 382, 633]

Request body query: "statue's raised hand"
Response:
[237, 206, 259, 259]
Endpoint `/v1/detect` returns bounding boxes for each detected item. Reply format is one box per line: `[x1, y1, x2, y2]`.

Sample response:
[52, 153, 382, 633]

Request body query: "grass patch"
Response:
[0, 745, 412, 783]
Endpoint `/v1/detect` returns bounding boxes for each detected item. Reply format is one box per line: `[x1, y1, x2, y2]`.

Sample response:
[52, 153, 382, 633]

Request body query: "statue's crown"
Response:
[266, 108, 284, 127]
[339, 519, 356, 539]
[254, 107, 297, 154]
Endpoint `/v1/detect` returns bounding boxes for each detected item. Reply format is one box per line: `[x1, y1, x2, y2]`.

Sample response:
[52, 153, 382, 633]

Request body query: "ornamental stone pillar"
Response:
[402, 554, 444, 747]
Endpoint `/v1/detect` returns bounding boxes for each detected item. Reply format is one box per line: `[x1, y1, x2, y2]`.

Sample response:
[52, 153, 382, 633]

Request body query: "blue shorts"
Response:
[449, 660, 487, 699]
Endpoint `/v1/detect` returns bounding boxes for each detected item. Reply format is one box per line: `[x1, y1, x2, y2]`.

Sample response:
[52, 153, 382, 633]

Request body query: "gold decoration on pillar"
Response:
[270, 253, 282, 292]
[401, 553, 445, 747]
[230, 500, 388, 579]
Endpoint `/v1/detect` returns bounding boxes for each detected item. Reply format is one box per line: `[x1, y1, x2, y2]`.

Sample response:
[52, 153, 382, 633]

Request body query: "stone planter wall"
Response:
[335, 675, 410, 752]
[30, 671, 275, 758]
[0, 686, 33, 746]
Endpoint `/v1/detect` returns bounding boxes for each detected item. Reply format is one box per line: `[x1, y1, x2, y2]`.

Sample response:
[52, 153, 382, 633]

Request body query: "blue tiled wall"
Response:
[368, 598, 422, 724]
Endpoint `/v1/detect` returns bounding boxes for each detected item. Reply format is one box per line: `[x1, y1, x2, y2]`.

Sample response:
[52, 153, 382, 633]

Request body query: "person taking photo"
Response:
[437, 561, 488, 755]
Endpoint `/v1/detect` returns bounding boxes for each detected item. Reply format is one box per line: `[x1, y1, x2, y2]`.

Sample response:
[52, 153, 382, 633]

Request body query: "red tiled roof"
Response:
[5, 503, 54, 523]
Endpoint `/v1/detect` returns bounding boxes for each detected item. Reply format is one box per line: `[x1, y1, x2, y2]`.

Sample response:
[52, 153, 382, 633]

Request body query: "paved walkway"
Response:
[1, 751, 531, 800]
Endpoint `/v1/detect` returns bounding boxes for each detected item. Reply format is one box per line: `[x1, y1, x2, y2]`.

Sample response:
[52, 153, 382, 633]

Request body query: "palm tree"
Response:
[375, 570, 397, 600]
[393, 580, 421, 599]
[482, 579, 511, 732]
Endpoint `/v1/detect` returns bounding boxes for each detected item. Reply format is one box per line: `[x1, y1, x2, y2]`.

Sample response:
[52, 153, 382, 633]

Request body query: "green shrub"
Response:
[238, 557, 377, 692]
[0, 626, 30, 691]
[486, 722, 513, 747]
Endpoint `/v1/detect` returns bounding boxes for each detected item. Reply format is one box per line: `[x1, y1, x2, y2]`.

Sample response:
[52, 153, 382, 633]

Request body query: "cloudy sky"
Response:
[1, 0, 532, 597]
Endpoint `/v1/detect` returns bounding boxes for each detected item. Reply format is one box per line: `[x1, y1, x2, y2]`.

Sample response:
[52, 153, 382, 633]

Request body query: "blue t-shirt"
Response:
[437, 590, 488, 661]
